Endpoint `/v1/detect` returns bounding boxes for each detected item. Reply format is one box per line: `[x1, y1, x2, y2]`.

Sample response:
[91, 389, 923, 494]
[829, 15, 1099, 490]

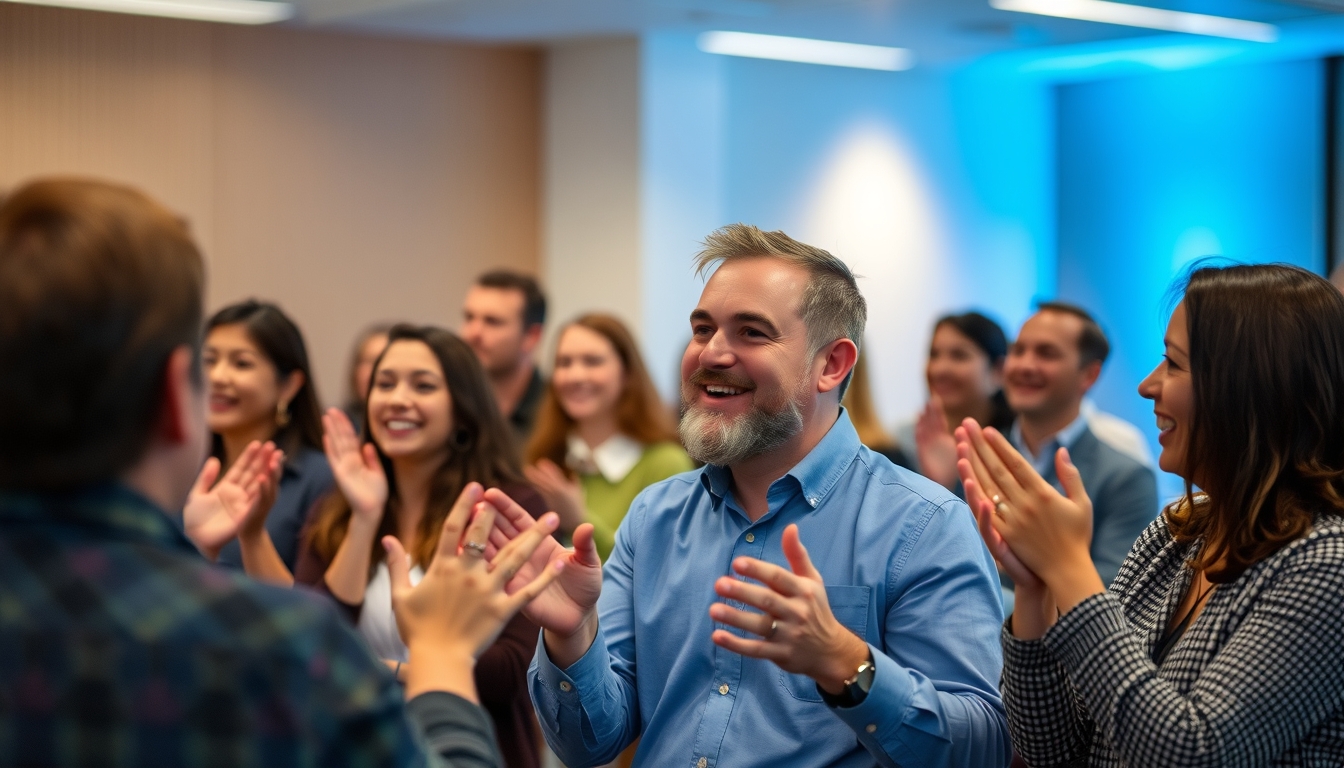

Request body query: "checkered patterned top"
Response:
[1001, 513, 1344, 767]
[0, 484, 427, 767]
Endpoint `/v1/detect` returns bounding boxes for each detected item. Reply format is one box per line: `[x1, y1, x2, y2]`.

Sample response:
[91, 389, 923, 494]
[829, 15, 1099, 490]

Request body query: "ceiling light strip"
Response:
[698, 31, 914, 71]
[990, 0, 1277, 43]
[0, 0, 293, 24]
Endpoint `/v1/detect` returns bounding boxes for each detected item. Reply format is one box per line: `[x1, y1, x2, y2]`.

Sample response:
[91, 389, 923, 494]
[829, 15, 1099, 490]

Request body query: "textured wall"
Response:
[0, 4, 542, 406]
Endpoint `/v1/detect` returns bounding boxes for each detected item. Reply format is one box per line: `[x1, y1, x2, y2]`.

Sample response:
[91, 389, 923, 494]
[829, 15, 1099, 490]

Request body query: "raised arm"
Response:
[320, 407, 390, 605]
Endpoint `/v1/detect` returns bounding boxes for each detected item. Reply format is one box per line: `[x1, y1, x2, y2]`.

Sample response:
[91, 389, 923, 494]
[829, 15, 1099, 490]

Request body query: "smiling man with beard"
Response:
[489, 224, 1009, 767]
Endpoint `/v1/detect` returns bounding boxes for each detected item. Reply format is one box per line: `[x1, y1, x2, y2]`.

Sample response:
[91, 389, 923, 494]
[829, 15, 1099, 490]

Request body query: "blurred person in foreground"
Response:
[489, 224, 1010, 767]
[0, 177, 561, 767]
[1000, 302, 1157, 588]
[524, 313, 693, 560]
[462, 270, 547, 445]
[958, 263, 1344, 766]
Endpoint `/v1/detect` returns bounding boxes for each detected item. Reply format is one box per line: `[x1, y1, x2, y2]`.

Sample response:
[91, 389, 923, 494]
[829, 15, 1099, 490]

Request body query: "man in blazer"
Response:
[1003, 302, 1158, 586]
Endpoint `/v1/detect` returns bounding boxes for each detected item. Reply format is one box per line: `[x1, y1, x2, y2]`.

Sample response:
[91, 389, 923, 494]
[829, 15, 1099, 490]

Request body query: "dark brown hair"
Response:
[1035, 300, 1110, 367]
[477, 269, 547, 328]
[932, 311, 1015, 432]
[206, 300, 324, 460]
[0, 178, 203, 490]
[526, 314, 678, 470]
[307, 324, 524, 569]
[1166, 264, 1344, 582]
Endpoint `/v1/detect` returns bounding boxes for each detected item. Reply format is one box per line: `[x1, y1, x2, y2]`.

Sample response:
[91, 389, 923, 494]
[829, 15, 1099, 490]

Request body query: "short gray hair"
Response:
[695, 223, 867, 360]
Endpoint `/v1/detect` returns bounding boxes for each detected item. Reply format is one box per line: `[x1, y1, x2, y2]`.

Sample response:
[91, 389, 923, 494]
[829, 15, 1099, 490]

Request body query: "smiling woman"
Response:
[202, 300, 332, 572]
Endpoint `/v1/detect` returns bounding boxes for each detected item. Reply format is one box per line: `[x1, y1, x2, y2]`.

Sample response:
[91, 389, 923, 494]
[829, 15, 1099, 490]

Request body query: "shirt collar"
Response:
[0, 482, 199, 554]
[1010, 410, 1089, 470]
[698, 408, 861, 510]
[566, 433, 644, 484]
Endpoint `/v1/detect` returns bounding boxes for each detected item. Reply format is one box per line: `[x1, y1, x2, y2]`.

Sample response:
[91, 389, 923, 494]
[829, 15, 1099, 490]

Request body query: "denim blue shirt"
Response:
[529, 410, 1009, 768]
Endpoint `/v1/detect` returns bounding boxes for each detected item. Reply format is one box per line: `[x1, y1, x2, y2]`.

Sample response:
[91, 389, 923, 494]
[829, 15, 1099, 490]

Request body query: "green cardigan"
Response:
[582, 441, 694, 561]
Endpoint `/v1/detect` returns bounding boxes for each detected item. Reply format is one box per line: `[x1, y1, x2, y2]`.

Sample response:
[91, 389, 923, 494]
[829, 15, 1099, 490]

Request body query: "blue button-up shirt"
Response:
[529, 410, 1010, 768]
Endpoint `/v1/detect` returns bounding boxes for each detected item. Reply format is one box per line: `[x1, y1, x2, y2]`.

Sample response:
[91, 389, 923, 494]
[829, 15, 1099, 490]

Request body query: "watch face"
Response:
[855, 662, 876, 694]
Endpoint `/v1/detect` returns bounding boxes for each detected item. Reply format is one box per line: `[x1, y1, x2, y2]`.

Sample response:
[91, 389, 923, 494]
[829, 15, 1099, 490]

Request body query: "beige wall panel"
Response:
[210, 27, 542, 404]
[0, 4, 217, 253]
[0, 4, 541, 406]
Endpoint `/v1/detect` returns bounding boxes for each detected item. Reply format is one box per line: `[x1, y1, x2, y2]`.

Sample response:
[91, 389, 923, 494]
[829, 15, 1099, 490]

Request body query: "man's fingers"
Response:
[730, 557, 804, 597]
[709, 601, 781, 637]
[713, 577, 802, 622]
[710, 629, 784, 662]
[780, 524, 821, 580]
[437, 482, 484, 560]
[571, 523, 602, 568]
[384, 536, 412, 592]
[489, 513, 559, 587]
[505, 558, 565, 613]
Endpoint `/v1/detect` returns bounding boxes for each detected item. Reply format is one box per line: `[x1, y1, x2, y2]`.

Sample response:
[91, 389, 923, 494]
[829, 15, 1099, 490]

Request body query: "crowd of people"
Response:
[3, 175, 1344, 768]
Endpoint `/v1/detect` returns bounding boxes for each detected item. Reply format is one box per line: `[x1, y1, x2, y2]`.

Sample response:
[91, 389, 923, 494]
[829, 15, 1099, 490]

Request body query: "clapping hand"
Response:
[386, 486, 564, 702]
[914, 395, 959, 489]
[183, 440, 284, 560]
[523, 459, 587, 533]
[322, 407, 387, 523]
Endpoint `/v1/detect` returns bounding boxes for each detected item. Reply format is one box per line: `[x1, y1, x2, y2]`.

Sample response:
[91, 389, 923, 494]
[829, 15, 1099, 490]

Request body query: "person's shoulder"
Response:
[1075, 427, 1154, 483]
[287, 446, 334, 486]
[852, 445, 964, 513]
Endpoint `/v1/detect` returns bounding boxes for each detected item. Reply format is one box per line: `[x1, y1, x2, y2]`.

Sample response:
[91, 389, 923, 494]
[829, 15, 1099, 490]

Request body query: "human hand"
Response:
[956, 418, 1102, 613]
[483, 487, 603, 639]
[914, 396, 959, 489]
[955, 424, 1044, 593]
[183, 440, 284, 559]
[322, 407, 387, 524]
[523, 459, 587, 533]
[386, 488, 563, 701]
[709, 524, 870, 693]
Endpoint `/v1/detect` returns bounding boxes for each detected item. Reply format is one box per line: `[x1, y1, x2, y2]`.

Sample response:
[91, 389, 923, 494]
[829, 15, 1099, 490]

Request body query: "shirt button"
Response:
[744, 533, 755, 543]
[865, 723, 877, 733]
[559, 681, 572, 692]
[697, 758, 708, 768]
[718, 683, 729, 695]
[809, 496, 819, 506]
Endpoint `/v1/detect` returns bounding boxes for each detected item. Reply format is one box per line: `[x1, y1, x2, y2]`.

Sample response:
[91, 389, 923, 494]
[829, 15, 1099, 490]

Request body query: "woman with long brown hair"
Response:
[293, 324, 545, 768]
[524, 313, 692, 561]
[958, 263, 1344, 766]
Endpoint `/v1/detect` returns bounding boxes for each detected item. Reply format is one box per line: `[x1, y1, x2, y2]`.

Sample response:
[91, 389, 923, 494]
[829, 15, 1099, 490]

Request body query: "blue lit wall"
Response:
[1055, 59, 1326, 497]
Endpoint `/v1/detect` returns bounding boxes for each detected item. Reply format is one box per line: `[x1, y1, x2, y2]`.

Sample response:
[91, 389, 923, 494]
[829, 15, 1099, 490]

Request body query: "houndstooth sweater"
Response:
[1000, 514, 1344, 767]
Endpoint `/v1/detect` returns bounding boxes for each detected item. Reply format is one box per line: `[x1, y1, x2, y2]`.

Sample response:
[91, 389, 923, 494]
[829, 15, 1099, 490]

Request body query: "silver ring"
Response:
[767, 619, 778, 639]
[995, 501, 1010, 516]
[991, 494, 1002, 505]
[463, 541, 487, 557]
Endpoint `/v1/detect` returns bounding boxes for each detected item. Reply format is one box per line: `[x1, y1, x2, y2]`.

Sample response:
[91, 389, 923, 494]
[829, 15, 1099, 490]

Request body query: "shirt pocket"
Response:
[778, 585, 872, 702]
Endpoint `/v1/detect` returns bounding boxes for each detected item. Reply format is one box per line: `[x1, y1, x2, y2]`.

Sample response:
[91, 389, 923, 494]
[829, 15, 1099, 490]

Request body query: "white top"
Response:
[356, 561, 423, 663]
[565, 433, 644, 483]
[1082, 399, 1155, 469]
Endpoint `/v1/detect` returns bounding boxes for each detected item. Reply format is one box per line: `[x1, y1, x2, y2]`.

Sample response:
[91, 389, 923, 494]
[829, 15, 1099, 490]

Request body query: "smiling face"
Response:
[678, 257, 815, 466]
[367, 339, 453, 462]
[1139, 301, 1193, 478]
[1004, 310, 1097, 423]
[553, 324, 625, 425]
[926, 323, 1002, 413]
[203, 323, 296, 440]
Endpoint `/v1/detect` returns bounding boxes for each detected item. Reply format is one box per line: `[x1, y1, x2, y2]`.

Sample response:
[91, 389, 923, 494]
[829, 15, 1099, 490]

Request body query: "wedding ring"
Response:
[767, 619, 778, 639]
[991, 494, 1002, 505]
[995, 501, 1010, 516]
[463, 541, 487, 557]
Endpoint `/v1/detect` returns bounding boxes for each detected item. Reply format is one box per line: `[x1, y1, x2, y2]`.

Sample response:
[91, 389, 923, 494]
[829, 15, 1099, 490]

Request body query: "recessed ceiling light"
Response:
[0, 0, 293, 24]
[697, 31, 915, 71]
[989, 0, 1277, 43]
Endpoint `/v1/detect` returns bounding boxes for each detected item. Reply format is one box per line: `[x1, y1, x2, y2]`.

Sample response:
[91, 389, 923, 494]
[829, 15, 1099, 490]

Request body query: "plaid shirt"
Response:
[1001, 514, 1344, 767]
[0, 483, 431, 767]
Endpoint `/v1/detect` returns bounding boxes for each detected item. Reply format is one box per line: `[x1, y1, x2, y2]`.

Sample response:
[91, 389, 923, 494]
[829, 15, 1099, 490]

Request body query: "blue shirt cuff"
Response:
[532, 627, 611, 716]
[826, 644, 915, 761]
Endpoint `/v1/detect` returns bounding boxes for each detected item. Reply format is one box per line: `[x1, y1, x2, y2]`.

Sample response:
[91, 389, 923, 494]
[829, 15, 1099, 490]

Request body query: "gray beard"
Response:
[679, 394, 804, 467]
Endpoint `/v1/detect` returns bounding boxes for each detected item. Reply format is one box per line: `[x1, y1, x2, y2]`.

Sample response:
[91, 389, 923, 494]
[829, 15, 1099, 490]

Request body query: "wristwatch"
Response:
[817, 652, 875, 708]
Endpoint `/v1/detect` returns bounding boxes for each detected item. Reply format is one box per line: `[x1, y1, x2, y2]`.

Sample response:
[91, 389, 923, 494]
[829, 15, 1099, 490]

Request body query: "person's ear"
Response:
[521, 323, 544, 356]
[157, 345, 200, 445]
[278, 369, 305, 409]
[816, 339, 859, 395]
[1079, 359, 1102, 392]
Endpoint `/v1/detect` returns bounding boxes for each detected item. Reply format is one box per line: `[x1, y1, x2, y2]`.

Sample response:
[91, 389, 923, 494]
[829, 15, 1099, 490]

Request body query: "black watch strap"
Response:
[817, 652, 876, 708]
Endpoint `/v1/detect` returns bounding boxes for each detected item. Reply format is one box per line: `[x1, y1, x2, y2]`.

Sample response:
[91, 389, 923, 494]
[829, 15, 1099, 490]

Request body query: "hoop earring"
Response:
[275, 400, 291, 428]
[451, 428, 471, 450]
